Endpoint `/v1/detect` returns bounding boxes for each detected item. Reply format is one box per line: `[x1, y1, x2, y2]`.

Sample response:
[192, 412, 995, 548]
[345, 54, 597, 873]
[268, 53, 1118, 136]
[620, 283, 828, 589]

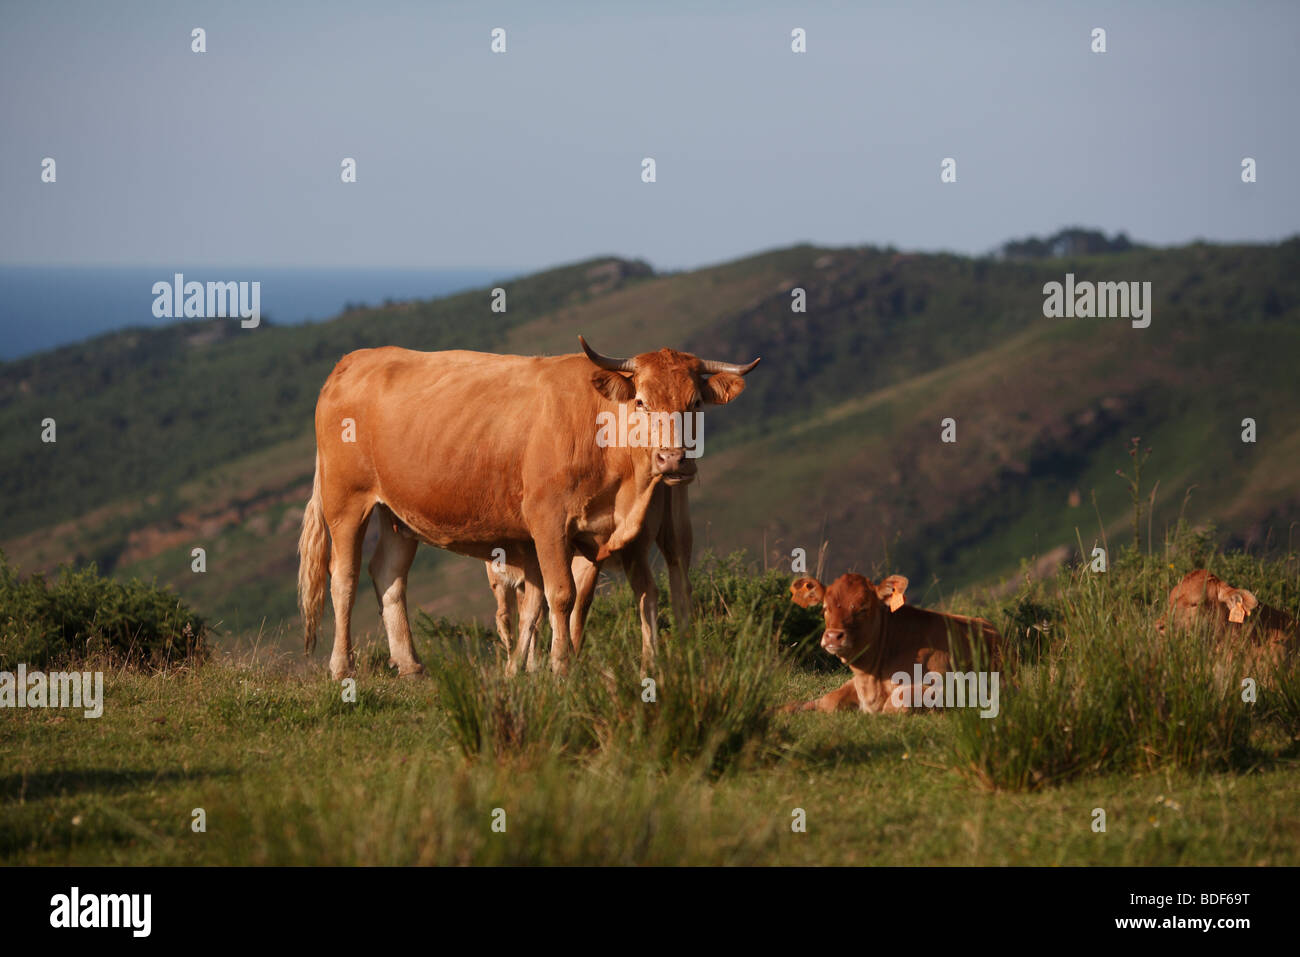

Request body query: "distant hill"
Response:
[2, 235, 1298, 639]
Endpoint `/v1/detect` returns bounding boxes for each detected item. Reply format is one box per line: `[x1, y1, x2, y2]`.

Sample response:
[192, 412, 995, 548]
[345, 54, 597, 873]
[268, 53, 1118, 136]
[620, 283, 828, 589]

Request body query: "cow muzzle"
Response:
[821, 629, 848, 655]
[653, 449, 697, 484]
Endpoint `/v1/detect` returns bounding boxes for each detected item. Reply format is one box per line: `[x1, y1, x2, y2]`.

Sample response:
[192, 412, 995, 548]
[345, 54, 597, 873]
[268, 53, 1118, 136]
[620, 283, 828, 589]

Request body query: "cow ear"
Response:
[1239, 588, 1259, 613]
[1224, 588, 1258, 623]
[591, 369, 635, 402]
[790, 577, 825, 608]
[704, 372, 746, 405]
[876, 575, 908, 612]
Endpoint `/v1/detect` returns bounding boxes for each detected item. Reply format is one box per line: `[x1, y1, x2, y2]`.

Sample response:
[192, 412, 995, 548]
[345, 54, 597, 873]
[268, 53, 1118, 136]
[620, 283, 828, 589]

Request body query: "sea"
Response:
[0, 265, 515, 361]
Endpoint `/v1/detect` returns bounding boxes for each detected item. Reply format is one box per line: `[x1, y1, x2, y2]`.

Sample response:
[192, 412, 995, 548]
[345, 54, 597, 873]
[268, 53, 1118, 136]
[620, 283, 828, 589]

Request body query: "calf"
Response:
[782, 573, 1001, 714]
[488, 483, 693, 673]
[1157, 569, 1297, 671]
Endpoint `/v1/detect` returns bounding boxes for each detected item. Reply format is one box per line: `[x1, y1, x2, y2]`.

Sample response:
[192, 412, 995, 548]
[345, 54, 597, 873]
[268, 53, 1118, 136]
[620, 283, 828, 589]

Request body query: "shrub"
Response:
[0, 552, 208, 669]
[565, 550, 825, 670]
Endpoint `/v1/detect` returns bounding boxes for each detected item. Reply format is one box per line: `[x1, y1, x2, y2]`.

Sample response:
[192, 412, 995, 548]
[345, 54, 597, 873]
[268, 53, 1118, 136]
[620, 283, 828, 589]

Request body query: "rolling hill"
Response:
[2, 232, 1298, 641]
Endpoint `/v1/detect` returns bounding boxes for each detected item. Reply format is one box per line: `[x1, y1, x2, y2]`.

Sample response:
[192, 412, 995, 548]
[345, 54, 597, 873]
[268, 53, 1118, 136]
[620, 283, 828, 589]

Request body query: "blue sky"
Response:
[2, 0, 1296, 270]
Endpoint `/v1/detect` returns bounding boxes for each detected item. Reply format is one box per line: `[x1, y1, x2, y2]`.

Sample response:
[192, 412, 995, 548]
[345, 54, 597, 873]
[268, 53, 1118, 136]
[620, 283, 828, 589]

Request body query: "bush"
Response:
[691, 552, 826, 666]
[579, 551, 826, 669]
[0, 552, 208, 669]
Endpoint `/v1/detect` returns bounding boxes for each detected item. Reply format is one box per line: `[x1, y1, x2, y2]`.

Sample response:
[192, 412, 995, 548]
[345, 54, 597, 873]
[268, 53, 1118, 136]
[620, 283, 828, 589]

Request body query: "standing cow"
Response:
[298, 337, 757, 679]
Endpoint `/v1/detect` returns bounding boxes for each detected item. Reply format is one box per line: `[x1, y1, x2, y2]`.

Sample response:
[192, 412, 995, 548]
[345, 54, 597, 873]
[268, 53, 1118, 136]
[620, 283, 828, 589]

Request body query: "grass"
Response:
[2, 542, 1298, 865]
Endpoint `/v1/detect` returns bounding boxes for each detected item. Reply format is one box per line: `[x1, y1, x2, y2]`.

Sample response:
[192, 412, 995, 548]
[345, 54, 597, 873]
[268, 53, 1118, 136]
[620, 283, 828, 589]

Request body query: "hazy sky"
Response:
[2, 0, 1296, 271]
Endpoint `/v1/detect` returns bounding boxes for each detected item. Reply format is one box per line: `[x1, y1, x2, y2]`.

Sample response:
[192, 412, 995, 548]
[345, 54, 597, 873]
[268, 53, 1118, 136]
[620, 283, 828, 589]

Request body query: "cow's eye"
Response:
[634, 397, 646, 411]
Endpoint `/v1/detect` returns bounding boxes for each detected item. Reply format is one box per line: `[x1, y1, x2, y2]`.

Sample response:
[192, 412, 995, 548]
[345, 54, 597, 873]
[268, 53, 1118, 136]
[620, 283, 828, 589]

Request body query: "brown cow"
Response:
[298, 338, 754, 679]
[782, 573, 1002, 714]
[1157, 569, 1297, 671]
[487, 482, 693, 673]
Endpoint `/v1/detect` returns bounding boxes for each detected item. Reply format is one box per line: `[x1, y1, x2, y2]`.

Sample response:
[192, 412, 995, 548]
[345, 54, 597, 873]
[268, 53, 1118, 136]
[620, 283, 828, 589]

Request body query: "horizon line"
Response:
[1, 230, 1297, 276]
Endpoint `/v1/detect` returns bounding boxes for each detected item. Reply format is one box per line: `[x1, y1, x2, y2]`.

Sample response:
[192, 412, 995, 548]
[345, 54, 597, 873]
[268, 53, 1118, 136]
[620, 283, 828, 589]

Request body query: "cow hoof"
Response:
[397, 663, 426, 678]
[330, 666, 355, 681]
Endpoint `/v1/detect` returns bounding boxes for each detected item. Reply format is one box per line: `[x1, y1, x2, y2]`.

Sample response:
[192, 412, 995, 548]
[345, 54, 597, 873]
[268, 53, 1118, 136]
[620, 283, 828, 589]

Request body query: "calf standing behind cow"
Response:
[298, 337, 757, 680]
[486, 482, 693, 673]
[782, 573, 1002, 714]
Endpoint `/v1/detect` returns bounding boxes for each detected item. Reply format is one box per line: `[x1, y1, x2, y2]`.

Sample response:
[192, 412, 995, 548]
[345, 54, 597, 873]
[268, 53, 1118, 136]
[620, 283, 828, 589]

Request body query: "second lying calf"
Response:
[1157, 568, 1297, 674]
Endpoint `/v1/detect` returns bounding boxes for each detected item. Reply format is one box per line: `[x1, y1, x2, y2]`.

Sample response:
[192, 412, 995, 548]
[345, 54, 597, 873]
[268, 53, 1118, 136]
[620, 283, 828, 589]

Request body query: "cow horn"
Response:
[701, 356, 761, 376]
[579, 336, 635, 372]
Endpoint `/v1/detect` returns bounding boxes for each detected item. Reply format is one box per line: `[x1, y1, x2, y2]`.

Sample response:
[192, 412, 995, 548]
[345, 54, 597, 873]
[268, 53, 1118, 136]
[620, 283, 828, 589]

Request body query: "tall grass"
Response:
[422, 597, 785, 775]
[222, 755, 780, 866]
[947, 529, 1298, 790]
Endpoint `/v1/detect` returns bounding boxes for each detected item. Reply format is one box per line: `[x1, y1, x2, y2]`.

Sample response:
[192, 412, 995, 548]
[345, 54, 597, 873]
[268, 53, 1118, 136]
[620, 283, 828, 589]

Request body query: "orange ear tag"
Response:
[887, 593, 904, 612]
[1228, 605, 1245, 623]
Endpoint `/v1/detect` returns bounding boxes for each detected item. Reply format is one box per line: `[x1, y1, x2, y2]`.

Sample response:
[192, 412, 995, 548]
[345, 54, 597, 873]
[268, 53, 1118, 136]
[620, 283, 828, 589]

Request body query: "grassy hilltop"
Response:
[1, 231, 1298, 641]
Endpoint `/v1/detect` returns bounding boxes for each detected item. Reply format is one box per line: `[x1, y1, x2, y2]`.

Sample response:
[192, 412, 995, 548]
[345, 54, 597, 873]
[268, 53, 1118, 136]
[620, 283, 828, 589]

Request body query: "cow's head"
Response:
[791, 572, 908, 664]
[1169, 570, 1261, 629]
[580, 336, 759, 485]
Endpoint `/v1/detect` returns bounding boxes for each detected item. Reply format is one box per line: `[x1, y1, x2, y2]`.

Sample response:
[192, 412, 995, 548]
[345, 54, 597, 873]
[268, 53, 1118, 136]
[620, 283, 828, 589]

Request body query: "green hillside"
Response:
[2, 234, 1298, 639]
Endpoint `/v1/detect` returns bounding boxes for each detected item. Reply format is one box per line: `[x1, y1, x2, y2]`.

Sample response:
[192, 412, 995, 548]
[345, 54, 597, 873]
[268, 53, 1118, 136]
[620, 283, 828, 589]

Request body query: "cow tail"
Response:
[298, 453, 331, 653]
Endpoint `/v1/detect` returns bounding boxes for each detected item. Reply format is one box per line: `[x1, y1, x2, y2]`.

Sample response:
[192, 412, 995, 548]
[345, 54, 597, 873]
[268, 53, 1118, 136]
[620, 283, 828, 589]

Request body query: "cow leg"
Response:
[621, 543, 659, 673]
[369, 511, 424, 677]
[661, 543, 692, 643]
[487, 563, 516, 656]
[658, 485, 693, 639]
[664, 560, 692, 639]
[326, 501, 372, 680]
[879, 685, 921, 714]
[504, 553, 546, 675]
[569, 554, 601, 656]
[533, 533, 577, 675]
[779, 679, 862, 714]
[515, 572, 546, 674]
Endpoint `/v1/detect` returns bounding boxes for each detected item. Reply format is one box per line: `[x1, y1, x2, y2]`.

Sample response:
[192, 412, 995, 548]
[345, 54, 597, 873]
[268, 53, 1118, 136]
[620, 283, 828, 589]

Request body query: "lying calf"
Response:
[1156, 569, 1297, 672]
[782, 573, 1001, 714]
